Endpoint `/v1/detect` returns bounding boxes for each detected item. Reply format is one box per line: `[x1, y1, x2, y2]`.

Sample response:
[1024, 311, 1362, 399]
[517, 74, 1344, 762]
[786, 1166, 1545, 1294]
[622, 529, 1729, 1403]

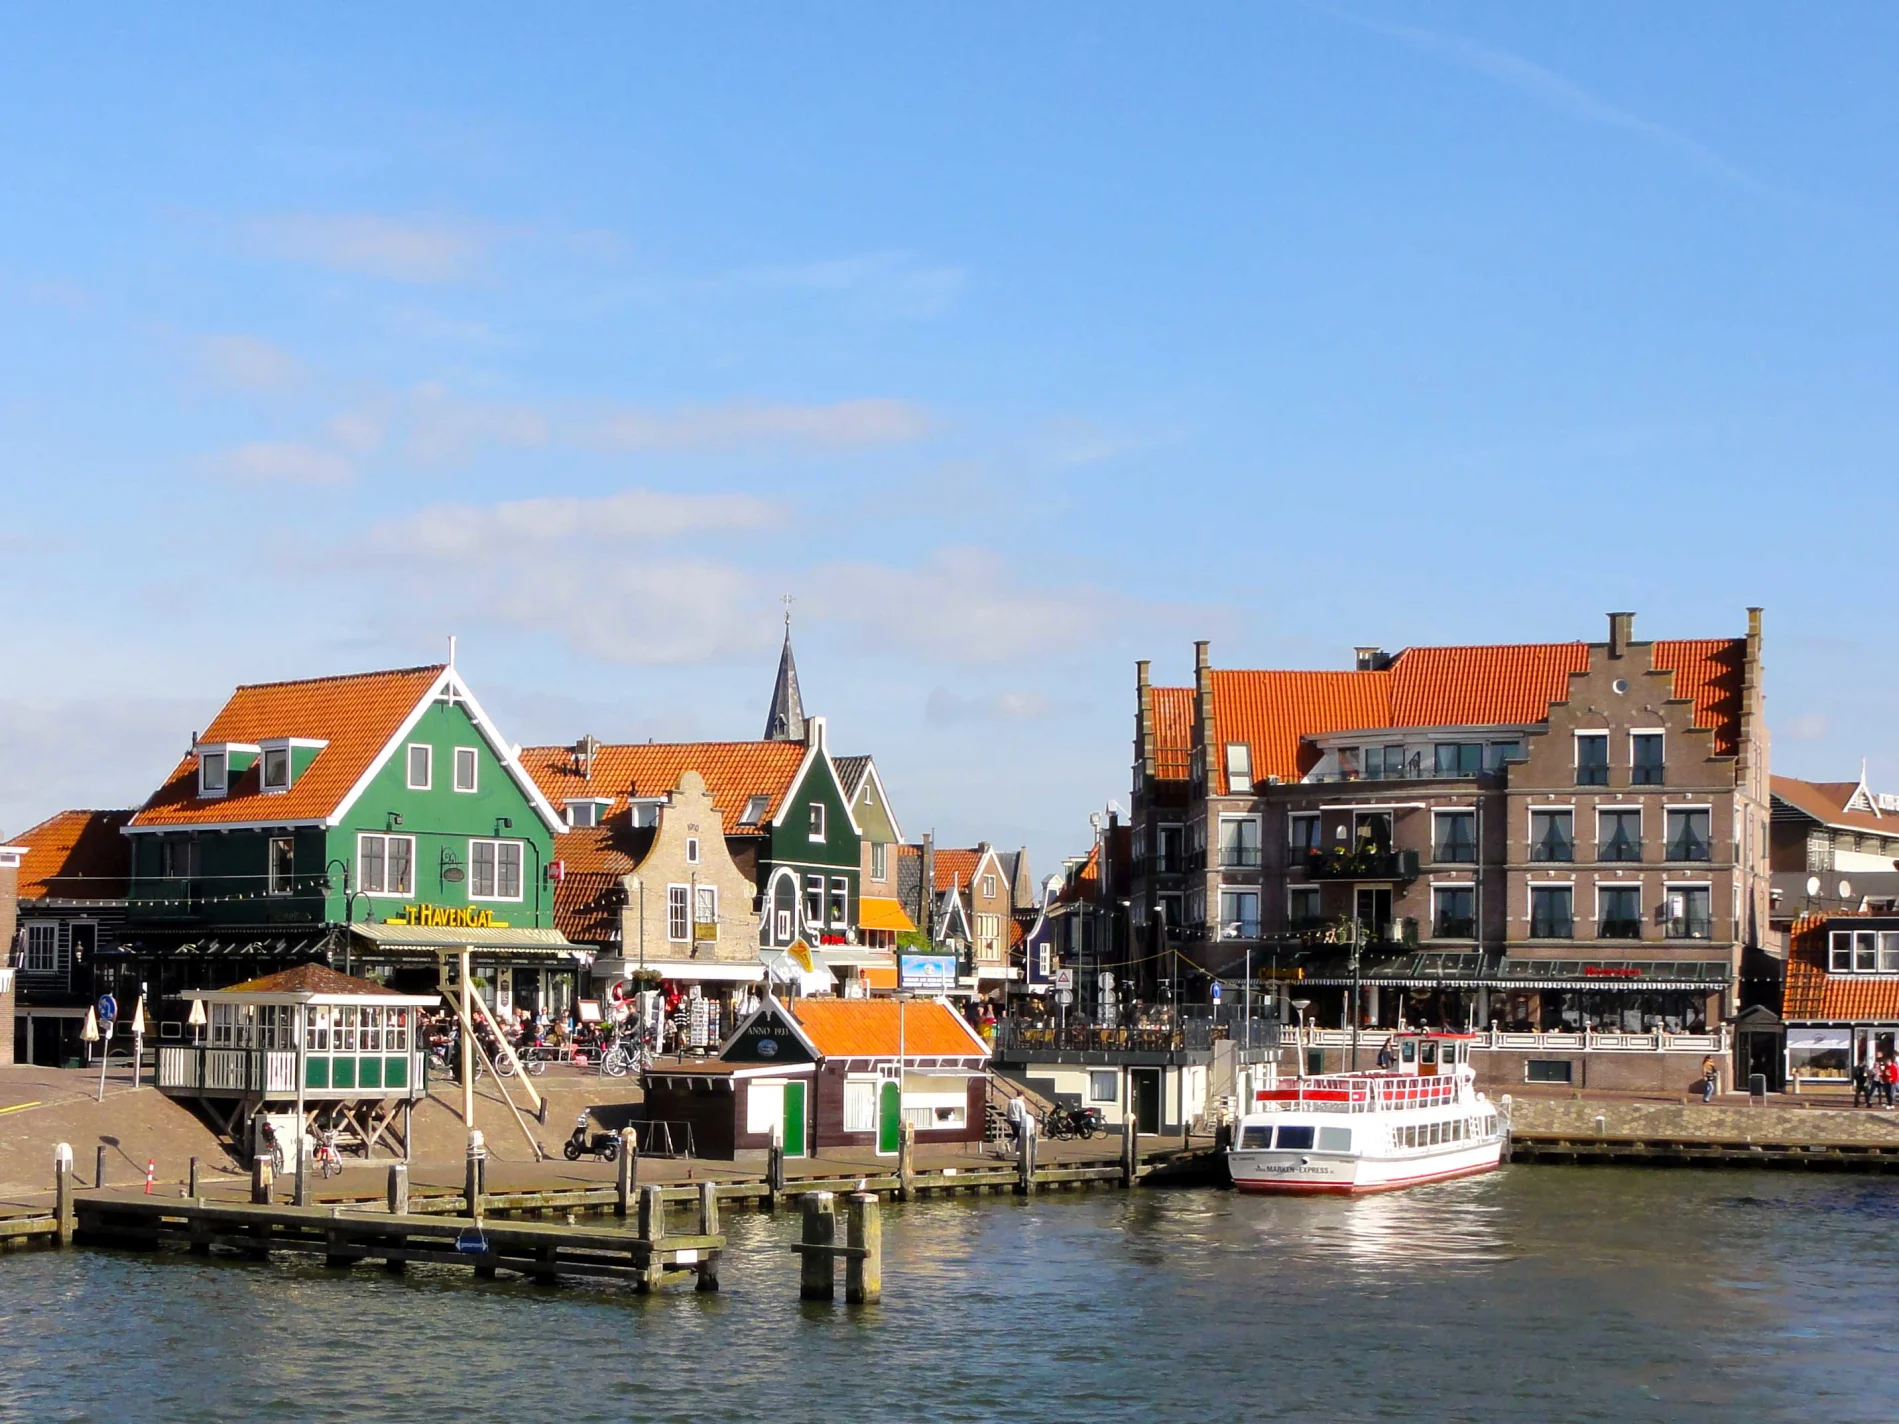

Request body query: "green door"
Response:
[877, 1079, 902, 1154]
[782, 1080, 807, 1159]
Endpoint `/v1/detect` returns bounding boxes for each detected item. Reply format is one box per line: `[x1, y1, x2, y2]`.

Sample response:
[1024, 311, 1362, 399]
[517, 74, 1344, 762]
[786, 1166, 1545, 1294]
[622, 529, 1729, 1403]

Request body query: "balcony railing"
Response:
[1530, 916, 1575, 940]
[1304, 848, 1421, 882]
[1664, 838, 1713, 864]
[1219, 846, 1264, 869]
[1433, 916, 1476, 940]
[1666, 916, 1714, 940]
[1597, 838, 1644, 863]
[1530, 839, 1574, 863]
[1599, 918, 1644, 940]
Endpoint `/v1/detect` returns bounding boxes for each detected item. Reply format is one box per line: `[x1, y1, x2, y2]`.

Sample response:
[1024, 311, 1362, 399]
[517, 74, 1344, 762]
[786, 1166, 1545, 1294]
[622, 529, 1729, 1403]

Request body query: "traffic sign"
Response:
[97, 993, 117, 1026]
[1053, 969, 1074, 990]
[1056, 990, 1074, 1007]
[1211, 981, 1223, 1003]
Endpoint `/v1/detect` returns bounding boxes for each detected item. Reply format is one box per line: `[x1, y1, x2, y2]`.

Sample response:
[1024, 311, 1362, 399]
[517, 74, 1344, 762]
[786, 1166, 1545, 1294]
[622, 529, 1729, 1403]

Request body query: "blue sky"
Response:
[5, 4, 1898, 870]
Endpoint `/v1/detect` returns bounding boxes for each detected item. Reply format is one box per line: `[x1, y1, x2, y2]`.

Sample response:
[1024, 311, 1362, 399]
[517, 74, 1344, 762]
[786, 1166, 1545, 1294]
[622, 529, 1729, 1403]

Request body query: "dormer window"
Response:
[565, 798, 612, 829]
[262, 748, 291, 791]
[1224, 743, 1252, 791]
[256, 738, 324, 794]
[742, 794, 770, 825]
[200, 752, 228, 796]
[629, 800, 661, 829]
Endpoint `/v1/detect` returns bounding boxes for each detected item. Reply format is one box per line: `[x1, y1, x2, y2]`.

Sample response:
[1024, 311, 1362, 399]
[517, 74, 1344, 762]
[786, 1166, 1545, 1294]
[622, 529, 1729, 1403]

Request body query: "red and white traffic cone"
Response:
[143, 1159, 155, 1194]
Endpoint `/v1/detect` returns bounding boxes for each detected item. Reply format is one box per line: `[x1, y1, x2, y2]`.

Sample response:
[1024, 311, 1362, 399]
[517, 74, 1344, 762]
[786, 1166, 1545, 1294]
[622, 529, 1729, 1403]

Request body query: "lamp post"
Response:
[1350, 919, 1363, 1073]
[1290, 998, 1311, 1079]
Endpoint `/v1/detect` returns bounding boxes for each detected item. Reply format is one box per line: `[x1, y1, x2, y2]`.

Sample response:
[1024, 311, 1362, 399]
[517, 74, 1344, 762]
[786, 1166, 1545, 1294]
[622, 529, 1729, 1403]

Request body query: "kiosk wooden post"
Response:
[766, 1128, 786, 1212]
[799, 1191, 836, 1300]
[844, 1193, 881, 1304]
[95, 1145, 108, 1190]
[1121, 1118, 1139, 1188]
[187, 1156, 200, 1199]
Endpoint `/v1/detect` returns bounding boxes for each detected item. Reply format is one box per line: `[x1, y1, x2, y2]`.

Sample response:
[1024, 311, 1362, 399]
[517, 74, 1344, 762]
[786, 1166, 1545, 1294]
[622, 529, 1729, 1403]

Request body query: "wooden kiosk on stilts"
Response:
[158, 964, 437, 1161]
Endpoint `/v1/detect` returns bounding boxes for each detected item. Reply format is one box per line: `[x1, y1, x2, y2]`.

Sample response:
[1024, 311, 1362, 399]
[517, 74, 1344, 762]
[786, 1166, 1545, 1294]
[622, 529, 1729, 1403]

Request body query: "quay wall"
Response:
[1295, 1044, 1720, 1097]
[1507, 1096, 1899, 1146]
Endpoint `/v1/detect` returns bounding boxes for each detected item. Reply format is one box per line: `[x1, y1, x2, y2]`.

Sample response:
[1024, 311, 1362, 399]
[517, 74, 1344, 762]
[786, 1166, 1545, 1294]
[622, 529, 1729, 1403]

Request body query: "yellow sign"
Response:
[788, 939, 814, 972]
[388, 904, 511, 930]
[694, 922, 719, 942]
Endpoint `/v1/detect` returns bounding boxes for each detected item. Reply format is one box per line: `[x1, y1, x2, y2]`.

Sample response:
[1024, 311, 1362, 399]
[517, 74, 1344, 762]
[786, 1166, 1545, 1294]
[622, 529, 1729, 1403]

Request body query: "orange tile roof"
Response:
[788, 998, 987, 1059]
[521, 741, 807, 829]
[11, 809, 134, 900]
[858, 896, 917, 934]
[1784, 914, 1899, 1020]
[1208, 636, 1747, 788]
[131, 665, 447, 828]
[1773, 777, 1899, 838]
[931, 848, 983, 893]
[548, 825, 637, 944]
[1151, 686, 1193, 780]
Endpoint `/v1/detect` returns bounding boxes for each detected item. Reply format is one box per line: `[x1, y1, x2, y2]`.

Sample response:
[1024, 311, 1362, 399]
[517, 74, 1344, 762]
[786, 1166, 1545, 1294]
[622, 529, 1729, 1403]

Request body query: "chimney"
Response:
[1353, 647, 1390, 672]
[1607, 611, 1635, 660]
[1193, 640, 1210, 674]
[1136, 658, 1150, 690]
[805, 714, 826, 750]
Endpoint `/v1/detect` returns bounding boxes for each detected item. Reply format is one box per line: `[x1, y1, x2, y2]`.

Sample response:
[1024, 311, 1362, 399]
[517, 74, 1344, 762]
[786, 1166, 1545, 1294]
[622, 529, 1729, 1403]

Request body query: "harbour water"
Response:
[3, 1167, 1896, 1423]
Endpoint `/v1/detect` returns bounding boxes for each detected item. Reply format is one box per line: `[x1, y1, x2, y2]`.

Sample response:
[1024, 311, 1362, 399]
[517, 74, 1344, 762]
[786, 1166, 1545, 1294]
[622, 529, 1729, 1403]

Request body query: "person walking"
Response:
[1700, 1055, 1719, 1104]
[1006, 1092, 1031, 1155]
[1883, 1056, 1898, 1109]
[1853, 1058, 1870, 1108]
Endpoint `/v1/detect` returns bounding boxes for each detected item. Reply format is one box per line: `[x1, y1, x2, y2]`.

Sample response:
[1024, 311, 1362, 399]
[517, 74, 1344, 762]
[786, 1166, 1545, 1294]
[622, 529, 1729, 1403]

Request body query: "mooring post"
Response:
[1016, 1125, 1037, 1195]
[387, 1162, 409, 1215]
[616, 1129, 636, 1217]
[295, 1138, 310, 1208]
[637, 1184, 665, 1293]
[252, 1153, 273, 1205]
[54, 1144, 75, 1247]
[187, 1156, 200, 1199]
[897, 1120, 915, 1203]
[845, 1192, 881, 1305]
[464, 1130, 486, 1219]
[1121, 1120, 1139, 1188]
[800, 1191, 836, 1301]
[95, 1145, 108, 1191]
[766, 1128, 786, 1212]
[697, 1179, 721, 1293]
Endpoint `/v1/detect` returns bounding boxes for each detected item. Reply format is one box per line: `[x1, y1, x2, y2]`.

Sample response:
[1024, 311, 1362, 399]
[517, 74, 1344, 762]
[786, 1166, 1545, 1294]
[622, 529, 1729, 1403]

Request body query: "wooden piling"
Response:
[295, 1140, 310, 1207]
[1016, 1127, 1037, 1195]
[615, 1130, 636, 1217]
[387, 1162, 409, 1216]
[54, 1150, 75, 1247]
[637, 1184, 665, 1293]
[95, 1145, 108, 1191]
[252, 1154, 273, 1205]
[187, 1156, 200, 1199]
[844, 1193, 881, 1305]
[1121, 1123, 1138, 1188]
[897, 1121, 915, 1202]
[697, 1180, 721, 1292]
[799, 1191, 836, 1300]
[766, 1135, 786, 1212]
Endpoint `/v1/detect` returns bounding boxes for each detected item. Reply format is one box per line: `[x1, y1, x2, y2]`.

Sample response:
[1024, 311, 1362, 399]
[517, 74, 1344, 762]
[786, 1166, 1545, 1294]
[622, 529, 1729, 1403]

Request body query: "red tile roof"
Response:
[1208, 637, 1747, 788]
[1772, 777, 1898, 838]
[219, 963, 400, 997]
[1784, 914, 1899, 1021]
[11, 809, 134, 900]
[131, 666, 447, 828]
[1151, 686, 1193, 781]
[547, 825, 639, 944]
[788, 998, 987, 1058]
[521, 741, 807, 829]
[931, 848, 983, 893]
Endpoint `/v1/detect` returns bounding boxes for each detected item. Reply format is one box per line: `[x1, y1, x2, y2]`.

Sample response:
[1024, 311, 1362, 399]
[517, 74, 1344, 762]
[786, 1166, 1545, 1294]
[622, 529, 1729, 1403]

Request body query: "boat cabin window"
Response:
[1420, 1041, 1438, 1069]
[1274, 1125, 1316, 1150]
[1318, 1126, 1352, 1153]
[1400, 1039, 1417, 1064]
[1240, 1125, 1274, 1148]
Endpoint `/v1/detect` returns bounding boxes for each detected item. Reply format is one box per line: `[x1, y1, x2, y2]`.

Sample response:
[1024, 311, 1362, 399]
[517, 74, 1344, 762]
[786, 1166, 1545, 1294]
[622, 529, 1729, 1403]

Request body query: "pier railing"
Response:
[996, 1013, 1281, 1056]
[1287, 1026, 1728, 1054]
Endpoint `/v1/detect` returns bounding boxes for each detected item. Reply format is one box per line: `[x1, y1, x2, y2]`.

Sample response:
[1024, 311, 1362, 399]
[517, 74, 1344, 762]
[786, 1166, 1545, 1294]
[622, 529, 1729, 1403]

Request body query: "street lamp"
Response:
[1290, 998, 1311, 1079]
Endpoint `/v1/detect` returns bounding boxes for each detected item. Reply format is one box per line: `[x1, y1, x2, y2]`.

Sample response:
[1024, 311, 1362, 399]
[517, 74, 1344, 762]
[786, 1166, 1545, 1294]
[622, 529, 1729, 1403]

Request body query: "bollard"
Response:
[897, 1120, 915, 1203]
[252, 1154, 273, 1205]
[295, 1139, 310, 1207]
[1121, 1119, 1138, 1189]
[766, 1131, 786, 1213]
[95, 1145, 108, 1191]
[537, 1097, 549, 1127]
[799, 1191, 836, 1301]
[464, 1130, 487, 1219]
[54, 1144, 75, 1247]
[696, 1179, 721, 1293]
[387, 1162, 409, 1216]
[188, 1156, 200, 1199]
[616, 1129, 637, 1217]
[1016, 1126, 1037, 1196]
[845, 1193, 881, 1305]
[637, 1184, 666, 1293]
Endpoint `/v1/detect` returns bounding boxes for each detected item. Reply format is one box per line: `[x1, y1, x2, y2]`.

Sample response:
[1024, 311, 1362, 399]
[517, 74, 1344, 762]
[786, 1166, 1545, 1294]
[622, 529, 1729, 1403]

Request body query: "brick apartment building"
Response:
[1130, 610, 1771, 1049]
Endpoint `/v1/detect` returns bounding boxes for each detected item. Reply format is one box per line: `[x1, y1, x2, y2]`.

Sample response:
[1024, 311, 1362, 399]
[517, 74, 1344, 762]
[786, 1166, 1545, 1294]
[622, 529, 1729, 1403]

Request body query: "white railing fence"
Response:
[1288, 1026, 1729, 1054]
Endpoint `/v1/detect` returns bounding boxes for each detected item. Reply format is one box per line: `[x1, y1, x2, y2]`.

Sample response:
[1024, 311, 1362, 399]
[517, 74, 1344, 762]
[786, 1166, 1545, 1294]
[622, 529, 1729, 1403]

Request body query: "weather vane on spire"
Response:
[782, 592, 794, 630]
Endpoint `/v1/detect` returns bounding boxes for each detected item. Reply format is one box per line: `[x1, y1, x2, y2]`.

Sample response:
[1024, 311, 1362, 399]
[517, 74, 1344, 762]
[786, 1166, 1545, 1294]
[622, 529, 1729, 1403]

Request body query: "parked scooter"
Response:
[1041, 1104, 1106, 1140]
[562, 1112, 622, 1162]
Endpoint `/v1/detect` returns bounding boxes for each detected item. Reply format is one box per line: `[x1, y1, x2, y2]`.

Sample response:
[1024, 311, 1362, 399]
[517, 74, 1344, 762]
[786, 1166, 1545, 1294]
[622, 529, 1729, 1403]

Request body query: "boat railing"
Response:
[1287, 1026, 1729, 1054]
[1251, 1073, 1467, 1115]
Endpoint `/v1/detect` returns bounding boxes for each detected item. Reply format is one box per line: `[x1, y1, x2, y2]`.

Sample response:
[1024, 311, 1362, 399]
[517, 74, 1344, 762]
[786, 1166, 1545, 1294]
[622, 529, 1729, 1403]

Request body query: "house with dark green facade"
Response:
[119, 661, 573, 1032]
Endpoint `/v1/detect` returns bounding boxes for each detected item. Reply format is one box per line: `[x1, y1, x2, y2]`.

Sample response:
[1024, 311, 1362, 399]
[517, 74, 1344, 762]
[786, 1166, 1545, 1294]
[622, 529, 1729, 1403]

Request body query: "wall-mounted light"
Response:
[387, 811, 404, 830]
[495, 816, 513, 834]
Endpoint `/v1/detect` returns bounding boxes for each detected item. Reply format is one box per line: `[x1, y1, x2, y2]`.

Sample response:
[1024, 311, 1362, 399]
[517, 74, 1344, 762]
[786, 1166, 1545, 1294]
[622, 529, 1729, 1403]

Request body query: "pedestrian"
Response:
[1700, 1055, 1718, 1104]
[1884, 1056, 1898, 1109]
[1006, 1092, 1031, 1154]
[1376, 1037, 1397, 1071]
[1852, 1058, 1869, 1108]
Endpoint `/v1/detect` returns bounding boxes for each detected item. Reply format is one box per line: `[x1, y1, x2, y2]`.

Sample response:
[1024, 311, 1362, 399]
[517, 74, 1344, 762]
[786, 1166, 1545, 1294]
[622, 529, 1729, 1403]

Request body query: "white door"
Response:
[747, 1079, 786, 1139]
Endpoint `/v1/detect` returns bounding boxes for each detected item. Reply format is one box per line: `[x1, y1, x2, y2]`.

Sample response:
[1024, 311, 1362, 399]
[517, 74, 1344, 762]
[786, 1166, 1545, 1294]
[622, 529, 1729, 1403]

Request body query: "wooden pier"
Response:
[1509, 1132, 1899, 1171]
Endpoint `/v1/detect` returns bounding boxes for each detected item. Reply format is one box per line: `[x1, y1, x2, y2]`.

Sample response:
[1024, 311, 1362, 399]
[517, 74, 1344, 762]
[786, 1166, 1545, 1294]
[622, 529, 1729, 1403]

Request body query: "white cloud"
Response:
[406, 381, 550, 464]
[244, 214, 489, 283]
[1781, 713, 1831, 742]
[199, 333, 303, 391]
[590, 397, 932, 452]
[367, 488, 781, 560]
[208, 440, 354, 486]
[925, 688, 1056, 726]
[326, 410, 384, 454]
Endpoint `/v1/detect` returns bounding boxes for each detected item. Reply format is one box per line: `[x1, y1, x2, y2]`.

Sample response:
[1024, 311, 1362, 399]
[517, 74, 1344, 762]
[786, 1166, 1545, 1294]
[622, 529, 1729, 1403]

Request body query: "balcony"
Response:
[1218, 846, 1264, 870]
[1666, 916, 1714, 941]
[1433, 916, 1477, 940]
[1529, 839, 1574, 863]
[1303, 848, 1421, 882]
[1599, 918, 1644, 940]
[1597, 838, 1644, 864]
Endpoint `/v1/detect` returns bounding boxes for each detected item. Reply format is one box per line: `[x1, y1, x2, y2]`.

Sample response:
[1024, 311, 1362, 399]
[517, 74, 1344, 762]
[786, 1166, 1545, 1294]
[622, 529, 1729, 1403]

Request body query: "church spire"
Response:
[764, 599, 806, 742]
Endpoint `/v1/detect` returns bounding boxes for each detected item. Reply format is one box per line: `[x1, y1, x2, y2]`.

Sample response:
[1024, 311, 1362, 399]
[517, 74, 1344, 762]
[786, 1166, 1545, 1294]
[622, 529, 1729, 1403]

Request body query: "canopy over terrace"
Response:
[160, 963, 438, 1157]
[347, 919, 580, 1019]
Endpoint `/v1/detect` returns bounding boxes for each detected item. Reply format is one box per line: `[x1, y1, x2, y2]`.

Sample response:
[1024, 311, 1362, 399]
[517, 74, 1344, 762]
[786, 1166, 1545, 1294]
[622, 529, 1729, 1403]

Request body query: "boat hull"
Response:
[1228, 1141, 1502, 1196]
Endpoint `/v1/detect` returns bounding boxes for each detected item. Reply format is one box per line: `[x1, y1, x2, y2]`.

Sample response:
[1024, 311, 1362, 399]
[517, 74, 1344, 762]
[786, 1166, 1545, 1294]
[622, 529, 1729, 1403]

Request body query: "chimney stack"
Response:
[1607, 611, 1635, 660]
[1353, 647, 1390, 672]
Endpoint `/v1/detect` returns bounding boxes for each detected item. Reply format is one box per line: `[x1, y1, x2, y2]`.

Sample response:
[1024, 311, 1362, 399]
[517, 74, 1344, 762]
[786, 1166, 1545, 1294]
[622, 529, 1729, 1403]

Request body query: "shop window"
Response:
[1787, 1028, 1849, 1081]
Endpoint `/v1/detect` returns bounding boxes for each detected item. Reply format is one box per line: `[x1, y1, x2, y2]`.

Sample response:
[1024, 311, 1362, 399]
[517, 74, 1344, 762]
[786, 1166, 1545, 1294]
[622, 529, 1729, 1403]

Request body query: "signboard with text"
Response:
[899, 954, 959, 992]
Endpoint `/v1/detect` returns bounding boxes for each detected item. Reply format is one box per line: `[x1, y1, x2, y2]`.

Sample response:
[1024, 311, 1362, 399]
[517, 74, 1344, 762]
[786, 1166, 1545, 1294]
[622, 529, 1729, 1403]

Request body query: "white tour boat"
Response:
[1229, 1033, 1505, 1195]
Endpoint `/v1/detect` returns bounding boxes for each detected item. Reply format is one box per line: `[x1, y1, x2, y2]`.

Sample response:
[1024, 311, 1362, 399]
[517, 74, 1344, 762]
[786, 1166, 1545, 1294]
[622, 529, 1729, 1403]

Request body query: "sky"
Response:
[4, 4, 1899, 873]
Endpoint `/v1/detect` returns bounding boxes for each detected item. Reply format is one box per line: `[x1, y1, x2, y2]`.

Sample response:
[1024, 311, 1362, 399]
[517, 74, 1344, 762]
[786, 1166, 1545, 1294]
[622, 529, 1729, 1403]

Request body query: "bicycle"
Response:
[312, 1130, 343, 1180]
[600, 1032, 653, 1079]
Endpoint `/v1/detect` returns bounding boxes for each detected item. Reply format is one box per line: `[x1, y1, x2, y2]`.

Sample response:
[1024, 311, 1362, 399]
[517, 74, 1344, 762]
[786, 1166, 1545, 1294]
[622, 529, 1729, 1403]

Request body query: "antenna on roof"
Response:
[447, 634, 457, 668]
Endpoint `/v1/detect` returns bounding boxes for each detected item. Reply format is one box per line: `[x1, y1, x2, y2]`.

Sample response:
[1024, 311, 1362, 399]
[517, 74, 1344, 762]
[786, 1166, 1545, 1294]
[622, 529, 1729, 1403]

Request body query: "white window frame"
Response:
[666, 884, 690, 942]
[742, 794, 771, 825]
[23, 922, 58, 974]
[267, 836, 295, 896]
[695, 884, 718, 932]
[1288, 885, 1321, 923]
[199, 751, 228, 797]
[1224, 742, 1252, 790]
[1288, 812, 1321, 855]
[870, 842, 888, 881]
[1662, 881, 1713, 936]
[1663, 804, 1715, 859]
[1219, 889, 1260, 939]
[805, 875, 825, 930]
[1574, 730, 1610, 778]
[356, 832, 416, 897]
[628, 799, 662, 829]
[686, 836, 700, 865]
[453, 746, 479, 794]
[1430, 883, 1476, 939]
[1628, 728, 1665, 779]
[1528, 883, 1574, 935]
[468, 838, 525, 902]
[982, 874, 997, 899]
[1594, 880, 1643, 932]
[1088, 1070, 1118, 1104]
[830, 877, 851, 929]
[261, 747, 292, 793]
[1431, 808, 1478, 862]
[809, 802, 826, 841]
[843, 1077, 879, 1133]
[406, 744, 433, 791]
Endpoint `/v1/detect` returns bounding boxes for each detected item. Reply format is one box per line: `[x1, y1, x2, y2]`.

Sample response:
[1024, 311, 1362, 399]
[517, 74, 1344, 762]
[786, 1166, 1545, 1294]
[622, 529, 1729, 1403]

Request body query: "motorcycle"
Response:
[1041, 1104, 1105, 1140]
[562, 1112, 622, 1162]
